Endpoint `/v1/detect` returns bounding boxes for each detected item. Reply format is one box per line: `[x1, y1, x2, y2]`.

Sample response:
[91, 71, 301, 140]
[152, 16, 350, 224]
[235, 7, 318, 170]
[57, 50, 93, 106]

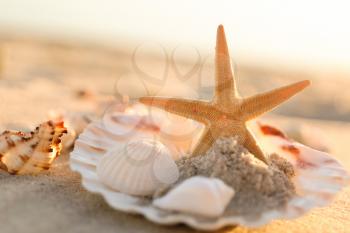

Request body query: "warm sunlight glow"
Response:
[0, 0, 349, 72]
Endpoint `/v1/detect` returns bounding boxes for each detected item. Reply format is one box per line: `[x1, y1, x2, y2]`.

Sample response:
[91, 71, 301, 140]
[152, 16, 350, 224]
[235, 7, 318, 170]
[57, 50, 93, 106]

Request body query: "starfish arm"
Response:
[139, 96, 209, 123]
[214, 25, 237, 104]
[243, 127, 268, 163]
[241, 80, 310, 121]
[191, 127, 215, 156]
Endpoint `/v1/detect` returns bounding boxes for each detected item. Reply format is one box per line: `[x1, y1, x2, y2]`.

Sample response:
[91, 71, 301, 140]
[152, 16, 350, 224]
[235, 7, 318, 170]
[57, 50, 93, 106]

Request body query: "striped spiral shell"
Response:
[0, 121, 67, 174]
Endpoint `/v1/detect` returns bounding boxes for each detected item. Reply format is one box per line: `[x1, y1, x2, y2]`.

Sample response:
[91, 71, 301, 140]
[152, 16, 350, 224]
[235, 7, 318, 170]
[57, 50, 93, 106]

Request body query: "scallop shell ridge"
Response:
[97, 138, 179, 196]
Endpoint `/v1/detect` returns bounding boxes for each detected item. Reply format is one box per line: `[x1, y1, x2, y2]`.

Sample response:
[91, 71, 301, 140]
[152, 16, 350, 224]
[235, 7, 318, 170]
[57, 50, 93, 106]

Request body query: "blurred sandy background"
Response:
[0, 1, 350, 233]
[1, 0, 350, 122]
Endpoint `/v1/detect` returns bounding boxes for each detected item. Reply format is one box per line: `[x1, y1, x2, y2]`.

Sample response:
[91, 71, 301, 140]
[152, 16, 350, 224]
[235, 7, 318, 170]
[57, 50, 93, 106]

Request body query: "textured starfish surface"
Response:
[139, 25, 310, 163]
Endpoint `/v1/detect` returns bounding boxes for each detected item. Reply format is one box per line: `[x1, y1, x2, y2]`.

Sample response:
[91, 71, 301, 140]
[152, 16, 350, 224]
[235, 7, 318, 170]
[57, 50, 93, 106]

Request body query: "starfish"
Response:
[139, 25, 310, 163]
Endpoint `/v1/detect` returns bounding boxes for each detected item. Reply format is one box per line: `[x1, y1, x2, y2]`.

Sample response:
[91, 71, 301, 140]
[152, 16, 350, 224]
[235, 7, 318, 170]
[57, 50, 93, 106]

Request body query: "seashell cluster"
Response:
[153, 176, 235, 218]
[0, 121, 67, 174]
[71, 103, 350, 229]
[97, 139, 179, 196]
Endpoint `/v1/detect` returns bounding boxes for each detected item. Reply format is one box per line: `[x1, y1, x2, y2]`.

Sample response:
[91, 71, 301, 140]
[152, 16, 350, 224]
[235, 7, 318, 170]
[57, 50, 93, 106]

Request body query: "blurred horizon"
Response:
[1, 0, 350, 123]
[0, 0, 350, 77]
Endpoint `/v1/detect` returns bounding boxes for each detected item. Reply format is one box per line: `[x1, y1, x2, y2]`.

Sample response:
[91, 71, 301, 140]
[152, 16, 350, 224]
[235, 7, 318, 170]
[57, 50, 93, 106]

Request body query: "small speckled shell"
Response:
[0, 121, 67, 174]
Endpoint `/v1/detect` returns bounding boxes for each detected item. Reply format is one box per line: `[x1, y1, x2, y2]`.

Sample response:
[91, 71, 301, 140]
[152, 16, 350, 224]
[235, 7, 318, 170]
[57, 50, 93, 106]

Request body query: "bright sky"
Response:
[0, 0, 349, 73]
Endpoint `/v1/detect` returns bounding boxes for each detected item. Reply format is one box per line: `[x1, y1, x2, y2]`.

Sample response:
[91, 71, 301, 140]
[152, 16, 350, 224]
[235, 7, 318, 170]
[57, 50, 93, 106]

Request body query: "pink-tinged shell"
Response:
[70, 104, 350, 230]
[97, 103, 202, 160]
[0, 121, 67, 174]
[282, 123, 331, 152]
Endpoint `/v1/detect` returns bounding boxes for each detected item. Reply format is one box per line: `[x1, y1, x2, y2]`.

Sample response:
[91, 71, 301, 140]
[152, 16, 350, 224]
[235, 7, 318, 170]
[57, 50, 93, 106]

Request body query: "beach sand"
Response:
[0, 37, 349, 233]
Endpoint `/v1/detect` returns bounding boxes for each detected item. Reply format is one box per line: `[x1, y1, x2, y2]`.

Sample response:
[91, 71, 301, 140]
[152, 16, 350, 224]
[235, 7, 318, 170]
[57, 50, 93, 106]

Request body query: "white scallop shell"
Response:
[70, 104, 350, 230]
[97, 139, 179, 196]
[153, 176, 234, 217]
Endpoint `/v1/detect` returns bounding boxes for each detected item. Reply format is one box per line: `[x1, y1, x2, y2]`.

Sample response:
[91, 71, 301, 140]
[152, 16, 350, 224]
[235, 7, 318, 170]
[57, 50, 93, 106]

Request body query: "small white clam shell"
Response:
[153, 176, 235, 218]
[97, 139, 179, 196]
